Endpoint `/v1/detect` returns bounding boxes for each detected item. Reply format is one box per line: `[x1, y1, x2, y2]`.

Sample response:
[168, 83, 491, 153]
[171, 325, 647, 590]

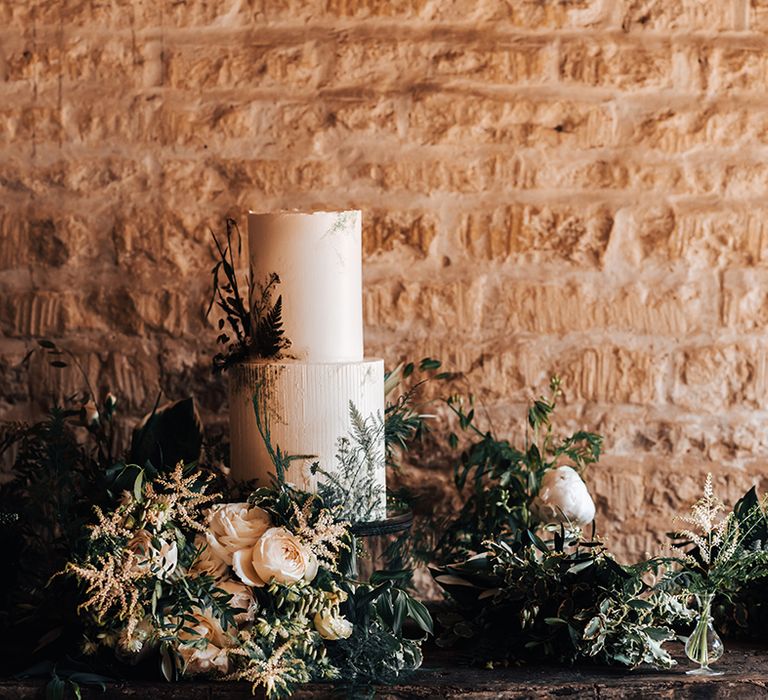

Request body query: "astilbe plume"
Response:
[676, 474, 738, 570]
[289, 498, 349, 571]
[66, 462, 220, 639]
[65, 504, 143, 628]
[88, 504, 134, 541]
[65, 550, 144, 634]
[151, 462, 220, 532]
[670, 473, 768, 604]
[229, 637, 328, 697]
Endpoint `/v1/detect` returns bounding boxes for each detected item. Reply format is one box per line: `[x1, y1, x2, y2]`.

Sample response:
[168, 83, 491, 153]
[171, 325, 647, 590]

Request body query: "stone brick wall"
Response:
[3, 0, 768, 562]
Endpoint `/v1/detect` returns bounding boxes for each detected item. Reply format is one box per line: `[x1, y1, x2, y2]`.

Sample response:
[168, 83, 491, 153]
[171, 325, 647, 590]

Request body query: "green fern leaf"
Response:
[254, 294, 285, 358]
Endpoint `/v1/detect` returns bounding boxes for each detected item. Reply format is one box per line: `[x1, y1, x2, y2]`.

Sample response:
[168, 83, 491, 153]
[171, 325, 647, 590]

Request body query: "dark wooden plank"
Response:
[3, 645, 768, 699]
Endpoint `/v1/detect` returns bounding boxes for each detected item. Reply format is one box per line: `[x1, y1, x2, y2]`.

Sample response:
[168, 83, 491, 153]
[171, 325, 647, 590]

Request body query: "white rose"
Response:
[205, 503, 271, 566]
[177, 608, 230, 675]
[313, 609, 353, 640]
[217, 579, 257, 623]
[128, 530, 178, 579]
[233, 527, 315, 587]
[531, 466, 596, 527]
[192, 536, 228, 582]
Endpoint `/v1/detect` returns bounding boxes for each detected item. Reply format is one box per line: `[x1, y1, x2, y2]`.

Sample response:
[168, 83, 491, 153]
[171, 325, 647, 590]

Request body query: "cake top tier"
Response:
[248, 210, 364, 363]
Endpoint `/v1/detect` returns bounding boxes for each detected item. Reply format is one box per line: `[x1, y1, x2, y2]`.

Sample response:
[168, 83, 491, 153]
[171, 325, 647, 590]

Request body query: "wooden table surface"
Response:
[3, 644, 768, 698]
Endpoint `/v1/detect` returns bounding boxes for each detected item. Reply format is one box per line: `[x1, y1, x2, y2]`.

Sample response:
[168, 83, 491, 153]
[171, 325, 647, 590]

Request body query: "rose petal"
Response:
[251, 527, 306, 585]
[232, 548, 266, 587]
[206, 532, 234, 566]
[303, 548, 319, 582]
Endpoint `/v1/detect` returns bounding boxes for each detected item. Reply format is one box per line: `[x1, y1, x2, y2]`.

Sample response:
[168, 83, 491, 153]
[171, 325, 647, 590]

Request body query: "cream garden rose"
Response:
[205, 503, 271, 566]
[217, 579, 257, 623]
[314, 609, 353, 640]
[177, 608, 231, 675]
[232, 527, 317, 587]
[531, 466, 596, 527]
[191, 535, 228, 582]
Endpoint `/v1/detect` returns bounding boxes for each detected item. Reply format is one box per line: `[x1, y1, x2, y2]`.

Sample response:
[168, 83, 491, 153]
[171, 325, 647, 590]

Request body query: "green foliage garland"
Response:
[434, 530, 694, 669]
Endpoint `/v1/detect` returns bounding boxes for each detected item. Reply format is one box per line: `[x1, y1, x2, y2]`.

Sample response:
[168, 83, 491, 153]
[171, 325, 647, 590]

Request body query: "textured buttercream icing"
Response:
[229, 359, 386, 519]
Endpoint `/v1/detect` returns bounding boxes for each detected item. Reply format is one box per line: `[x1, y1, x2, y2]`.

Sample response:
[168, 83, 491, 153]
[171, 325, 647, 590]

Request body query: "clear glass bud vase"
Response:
[685, 592, 724, 676]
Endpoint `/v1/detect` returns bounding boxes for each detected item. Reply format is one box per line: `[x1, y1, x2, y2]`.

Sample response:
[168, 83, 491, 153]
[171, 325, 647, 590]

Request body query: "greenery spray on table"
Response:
[670, 476, 768, 675]
[431, 378, 698, 670]
[431, 374, 768, 674]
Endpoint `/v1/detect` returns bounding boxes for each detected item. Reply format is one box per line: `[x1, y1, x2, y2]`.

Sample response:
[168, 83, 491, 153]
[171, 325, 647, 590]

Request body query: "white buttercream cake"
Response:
[228, 210, 386, 521]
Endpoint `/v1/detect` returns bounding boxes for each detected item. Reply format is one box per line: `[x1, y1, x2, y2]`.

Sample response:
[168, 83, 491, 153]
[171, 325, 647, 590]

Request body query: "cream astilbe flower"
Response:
[289, 497, 349, 571]
[66, 505, 147, 632]
[229, 638, 325, 697]
[68, 464, 218, 640]
[66, 551, 144, 636]
[88, 504, 133, 541]
[676, 473, 737, 568]
[150, 462, 220, 533]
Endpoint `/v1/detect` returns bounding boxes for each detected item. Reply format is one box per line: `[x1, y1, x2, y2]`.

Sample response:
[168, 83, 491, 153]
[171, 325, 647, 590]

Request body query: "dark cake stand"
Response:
[347, 509, 414, 579]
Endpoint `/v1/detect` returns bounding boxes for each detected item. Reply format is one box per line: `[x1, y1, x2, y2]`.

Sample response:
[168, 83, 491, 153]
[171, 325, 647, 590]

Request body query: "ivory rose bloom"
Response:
[128, 530, 178, 579]
[205, 503, 271, 566]
[191, 536, 228, 582]
[217, 579, 257, 623]
[531, 466, 596, 527]
[314, 609, 353, 640]
[177, 608, 231, 675]
[232, 527, 317, 587]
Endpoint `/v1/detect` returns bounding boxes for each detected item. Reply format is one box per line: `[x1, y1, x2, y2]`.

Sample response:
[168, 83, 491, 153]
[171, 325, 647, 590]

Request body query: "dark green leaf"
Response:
[406, 597, 434, 635]
[129, 397, 203, 470]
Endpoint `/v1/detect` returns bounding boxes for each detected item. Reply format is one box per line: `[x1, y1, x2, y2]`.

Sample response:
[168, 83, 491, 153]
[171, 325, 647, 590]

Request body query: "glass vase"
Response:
[685, 592, 724, 676]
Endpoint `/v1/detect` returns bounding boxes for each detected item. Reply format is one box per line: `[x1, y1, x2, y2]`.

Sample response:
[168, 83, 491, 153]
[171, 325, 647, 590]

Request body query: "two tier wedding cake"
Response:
[228, 210, 386, 521]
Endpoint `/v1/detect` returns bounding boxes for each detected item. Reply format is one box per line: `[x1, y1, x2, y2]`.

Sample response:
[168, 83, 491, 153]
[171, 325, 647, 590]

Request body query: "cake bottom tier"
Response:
[229, 359, 386, 521]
